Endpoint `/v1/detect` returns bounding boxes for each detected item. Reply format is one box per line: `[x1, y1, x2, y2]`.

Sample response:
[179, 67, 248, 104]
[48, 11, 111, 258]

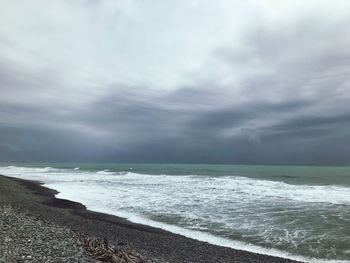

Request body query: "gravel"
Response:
[0, 205, 97, 263]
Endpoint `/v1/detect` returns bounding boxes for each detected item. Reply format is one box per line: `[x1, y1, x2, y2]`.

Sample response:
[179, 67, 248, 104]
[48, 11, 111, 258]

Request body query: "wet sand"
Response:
[0, 175, 303, 263]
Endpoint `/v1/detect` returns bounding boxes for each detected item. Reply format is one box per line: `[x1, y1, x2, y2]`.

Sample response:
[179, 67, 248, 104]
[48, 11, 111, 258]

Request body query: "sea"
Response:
[0, 163, 350, 263]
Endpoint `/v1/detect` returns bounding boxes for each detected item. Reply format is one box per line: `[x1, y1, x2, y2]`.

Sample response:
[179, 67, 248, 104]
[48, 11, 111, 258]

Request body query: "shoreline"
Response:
[0, 174, 303, 263]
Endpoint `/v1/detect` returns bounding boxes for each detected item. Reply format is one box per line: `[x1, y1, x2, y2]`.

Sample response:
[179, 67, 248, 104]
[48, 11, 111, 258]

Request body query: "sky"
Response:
[1, 0, 350, 164]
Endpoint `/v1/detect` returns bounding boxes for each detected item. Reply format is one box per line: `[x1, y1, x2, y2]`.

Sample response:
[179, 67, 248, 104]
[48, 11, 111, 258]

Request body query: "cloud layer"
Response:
[1, 0, 350, 164]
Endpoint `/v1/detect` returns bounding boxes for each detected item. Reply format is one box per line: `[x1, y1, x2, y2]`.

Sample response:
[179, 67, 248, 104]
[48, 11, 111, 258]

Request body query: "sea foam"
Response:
[1, 165, 350, 263]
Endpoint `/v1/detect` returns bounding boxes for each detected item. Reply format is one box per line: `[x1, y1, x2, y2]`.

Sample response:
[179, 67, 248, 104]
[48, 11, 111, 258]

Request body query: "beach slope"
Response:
[0, 175, 303, 263]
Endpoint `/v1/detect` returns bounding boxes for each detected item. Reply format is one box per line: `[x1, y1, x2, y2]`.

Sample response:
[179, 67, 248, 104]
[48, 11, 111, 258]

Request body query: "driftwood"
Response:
[75, 233, 145, 263]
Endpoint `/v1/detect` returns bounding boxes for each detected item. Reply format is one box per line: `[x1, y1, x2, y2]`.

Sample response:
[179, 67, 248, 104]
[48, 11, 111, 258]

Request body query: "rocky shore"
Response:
[0, 175, 304, 263]
[0, 205, 96, 262]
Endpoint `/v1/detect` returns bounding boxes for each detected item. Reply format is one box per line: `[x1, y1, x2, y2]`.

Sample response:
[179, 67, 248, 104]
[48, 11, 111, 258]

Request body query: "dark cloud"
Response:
[1, 75, 350, 165]
[1, 5, 350, 165]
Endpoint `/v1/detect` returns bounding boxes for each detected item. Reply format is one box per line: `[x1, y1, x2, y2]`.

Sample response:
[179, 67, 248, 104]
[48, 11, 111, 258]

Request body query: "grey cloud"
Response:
[1, 3, 350, 164]
[272, 114, 350, 132]
[217, 17, 350, 101]
[1, 78, 350, 164]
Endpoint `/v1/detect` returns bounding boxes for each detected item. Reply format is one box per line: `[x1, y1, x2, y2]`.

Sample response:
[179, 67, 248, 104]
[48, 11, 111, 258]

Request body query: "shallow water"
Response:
[1, 163, 350, 262]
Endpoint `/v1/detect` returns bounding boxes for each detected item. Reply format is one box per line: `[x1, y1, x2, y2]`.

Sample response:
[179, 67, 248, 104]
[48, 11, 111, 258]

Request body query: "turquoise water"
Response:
[1, 163, 350, 262]
[5, 162, 350, 185]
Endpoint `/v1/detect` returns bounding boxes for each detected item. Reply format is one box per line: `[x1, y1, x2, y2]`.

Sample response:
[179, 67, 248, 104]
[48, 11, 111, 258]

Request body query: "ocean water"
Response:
[1, 163, 350, 263]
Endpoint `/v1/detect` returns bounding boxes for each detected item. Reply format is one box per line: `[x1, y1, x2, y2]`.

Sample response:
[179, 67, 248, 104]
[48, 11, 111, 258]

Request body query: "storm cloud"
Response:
[1, 0, 350, 164]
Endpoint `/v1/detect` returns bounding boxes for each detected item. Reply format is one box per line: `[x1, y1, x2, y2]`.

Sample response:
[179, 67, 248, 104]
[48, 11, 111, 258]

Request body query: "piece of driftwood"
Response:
[75, 233, 145, 263]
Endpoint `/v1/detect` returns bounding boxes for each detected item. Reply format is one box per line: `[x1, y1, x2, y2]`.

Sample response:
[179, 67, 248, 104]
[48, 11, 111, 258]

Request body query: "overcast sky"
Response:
[1, 0, 350, 164]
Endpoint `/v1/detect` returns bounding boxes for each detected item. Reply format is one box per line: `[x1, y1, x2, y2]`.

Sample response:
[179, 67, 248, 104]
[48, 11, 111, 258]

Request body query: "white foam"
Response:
[51, 190, 350, 263]
[96, 169, 116, 175]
